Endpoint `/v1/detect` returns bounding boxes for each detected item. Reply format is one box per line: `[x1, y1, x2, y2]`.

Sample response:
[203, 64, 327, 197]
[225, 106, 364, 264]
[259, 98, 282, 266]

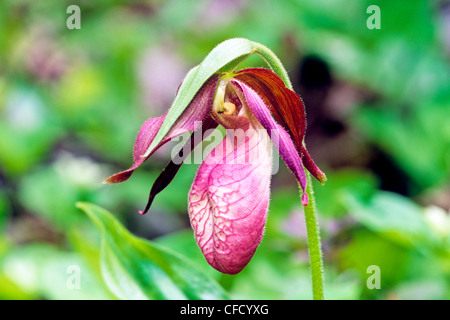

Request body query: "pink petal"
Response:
[188, 122, 273, 275]
[231, 80, 309, 205]
[104, 75, 220, 184]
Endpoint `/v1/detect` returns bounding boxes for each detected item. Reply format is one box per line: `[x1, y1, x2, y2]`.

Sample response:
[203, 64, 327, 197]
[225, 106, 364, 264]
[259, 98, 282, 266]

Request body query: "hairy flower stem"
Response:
[303, 173, 325, 300]
[253, 42, 325, 299]
[252, 42, 293, 90]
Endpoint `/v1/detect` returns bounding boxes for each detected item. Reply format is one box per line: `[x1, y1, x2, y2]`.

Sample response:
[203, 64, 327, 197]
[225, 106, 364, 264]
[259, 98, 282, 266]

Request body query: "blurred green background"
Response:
[0, 0, 449, 300]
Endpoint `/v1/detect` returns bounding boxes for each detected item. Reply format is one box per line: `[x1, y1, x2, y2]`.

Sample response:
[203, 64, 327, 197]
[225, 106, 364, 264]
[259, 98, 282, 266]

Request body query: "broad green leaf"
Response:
[76, 202, 228, 300]
[143, 38, 291, 158]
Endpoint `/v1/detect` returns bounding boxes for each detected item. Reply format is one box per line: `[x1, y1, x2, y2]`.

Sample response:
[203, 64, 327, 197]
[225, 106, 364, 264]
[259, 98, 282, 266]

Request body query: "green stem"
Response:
[252, 42, 293, 89]
[252, 40, 325, 300]
[303, 174, 325, 300]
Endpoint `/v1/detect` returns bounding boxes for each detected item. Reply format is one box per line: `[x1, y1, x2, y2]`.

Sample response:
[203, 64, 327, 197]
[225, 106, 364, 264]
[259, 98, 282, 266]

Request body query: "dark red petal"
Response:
[234, 68, 326, 183]
[231, 80, 308, 205]
[234, 68, 306, 148]
[300, 144, 327, 184]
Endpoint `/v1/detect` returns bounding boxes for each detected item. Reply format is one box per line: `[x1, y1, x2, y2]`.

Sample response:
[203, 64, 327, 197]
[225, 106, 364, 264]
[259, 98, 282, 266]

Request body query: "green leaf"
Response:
[76, 202, 228, 300]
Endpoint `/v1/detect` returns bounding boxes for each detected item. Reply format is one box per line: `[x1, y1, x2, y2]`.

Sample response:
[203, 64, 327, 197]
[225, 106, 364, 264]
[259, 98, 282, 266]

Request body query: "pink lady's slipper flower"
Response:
[105, 68, 326, 275]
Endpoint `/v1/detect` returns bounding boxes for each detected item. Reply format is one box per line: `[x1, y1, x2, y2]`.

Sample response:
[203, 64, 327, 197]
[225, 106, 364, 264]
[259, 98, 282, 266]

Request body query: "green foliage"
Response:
[354, 102, 450, 192]
[77, 202, 228, 300]
[0, 0, 449, 300]
[0, 243, 113, 300]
